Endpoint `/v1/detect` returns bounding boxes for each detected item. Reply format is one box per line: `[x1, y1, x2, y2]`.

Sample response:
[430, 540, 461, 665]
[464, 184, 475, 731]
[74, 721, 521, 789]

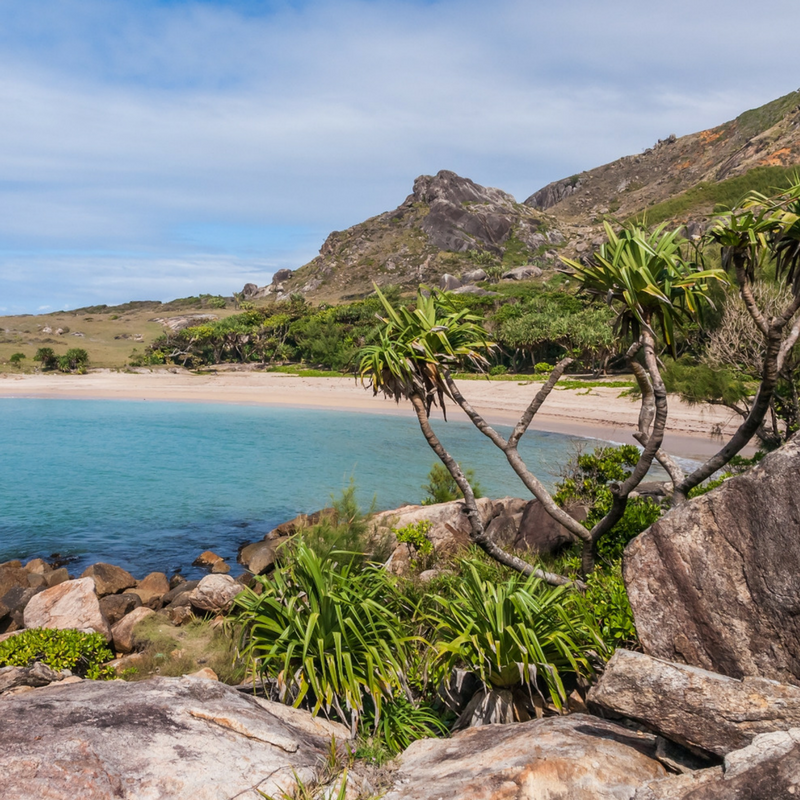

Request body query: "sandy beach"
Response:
[0, 369, 746, 460]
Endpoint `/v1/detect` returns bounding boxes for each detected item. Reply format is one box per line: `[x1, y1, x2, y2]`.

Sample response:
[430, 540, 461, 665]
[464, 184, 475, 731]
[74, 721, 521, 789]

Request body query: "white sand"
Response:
[0, 369, 745, 460]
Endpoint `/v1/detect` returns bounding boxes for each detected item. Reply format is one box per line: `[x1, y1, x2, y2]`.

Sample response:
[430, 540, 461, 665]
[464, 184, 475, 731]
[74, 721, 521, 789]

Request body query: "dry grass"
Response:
[0, 299, 259, 372]
[121, 614, 246, 684]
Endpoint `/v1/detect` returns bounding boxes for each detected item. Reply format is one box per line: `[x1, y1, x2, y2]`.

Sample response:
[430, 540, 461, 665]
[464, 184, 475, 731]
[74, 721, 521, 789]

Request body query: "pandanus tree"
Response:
[663, 181, 800, 502]
[359, 223, 723, 579]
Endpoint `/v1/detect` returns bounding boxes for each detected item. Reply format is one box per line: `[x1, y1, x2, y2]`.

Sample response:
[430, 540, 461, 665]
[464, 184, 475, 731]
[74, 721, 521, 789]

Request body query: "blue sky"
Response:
[1, 0, 799, 313]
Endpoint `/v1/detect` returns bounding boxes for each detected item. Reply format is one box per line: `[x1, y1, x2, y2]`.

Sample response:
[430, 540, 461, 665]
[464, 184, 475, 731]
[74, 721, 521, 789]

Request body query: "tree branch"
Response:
[408, 393, 582, 588]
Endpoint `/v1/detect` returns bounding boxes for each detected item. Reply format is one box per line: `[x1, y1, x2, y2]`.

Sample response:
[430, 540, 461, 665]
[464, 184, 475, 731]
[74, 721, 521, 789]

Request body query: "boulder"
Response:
[0, 675, 351, 800]
[501, 265, 543, 281]
[384, 714, 666, 800]
[0, 566, 29, 598]
[26, 573, 47, 591]
[635, 730, 800, 799]
[24, 558, 51, 575]
[210, 561, 230, 574]
[241, 282, 258, 298]
[461, 268, 488, 283]
[633, 769, 725, 800]
[162, 580, 199, 606]
[190, 574, 245, 614]
[193, 550, 225, 568]
[514, 498, 586, 554]
[379, 496, 528, 574]
[22, 578, 110, 639]
[80, 563, 136, 597]
[0, 662, 65, 694]
[110, 606, 155, 654]
[272, 268, 293, 284]
[589, 649, 800, 757]
[625, 435, 800, 684]
[128, 571, 170, 609]
[45, 567, 70, 588]
[439, 273, 462, 291]
[450, 285, 499, 297]
[0, 585, 43, 633]
[98, 592, 142, 627]
[238, 538, 287, 574]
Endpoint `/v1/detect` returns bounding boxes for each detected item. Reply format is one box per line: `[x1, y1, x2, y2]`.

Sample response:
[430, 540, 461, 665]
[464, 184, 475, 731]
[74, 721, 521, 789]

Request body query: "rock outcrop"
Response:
[588, 649, 800, 757]
[376, 496, 527, 575]
[0, 675, 351, 800]
[385, 714, 666, 800]
[624, 434, 800, 684]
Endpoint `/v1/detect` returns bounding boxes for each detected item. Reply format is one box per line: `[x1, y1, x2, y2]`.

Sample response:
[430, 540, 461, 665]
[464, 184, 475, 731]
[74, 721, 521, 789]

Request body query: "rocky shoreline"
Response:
[2, 437, 800, 798]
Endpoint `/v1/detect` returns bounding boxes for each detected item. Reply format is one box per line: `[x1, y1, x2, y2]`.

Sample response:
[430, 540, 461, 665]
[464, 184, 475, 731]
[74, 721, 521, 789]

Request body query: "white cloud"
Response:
[1, 0, 799, 311]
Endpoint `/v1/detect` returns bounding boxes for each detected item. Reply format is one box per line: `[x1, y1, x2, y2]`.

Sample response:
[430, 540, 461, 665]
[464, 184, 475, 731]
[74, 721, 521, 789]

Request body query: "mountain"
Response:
[262, 90, 800, 301]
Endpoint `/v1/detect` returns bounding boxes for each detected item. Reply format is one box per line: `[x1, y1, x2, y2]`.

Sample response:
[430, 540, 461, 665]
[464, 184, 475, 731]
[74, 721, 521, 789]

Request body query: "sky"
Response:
[1, 0, 799, 314]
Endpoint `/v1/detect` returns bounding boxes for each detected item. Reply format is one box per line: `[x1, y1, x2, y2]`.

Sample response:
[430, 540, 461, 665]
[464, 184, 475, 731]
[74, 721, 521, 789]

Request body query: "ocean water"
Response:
[0, 399, 606, 578]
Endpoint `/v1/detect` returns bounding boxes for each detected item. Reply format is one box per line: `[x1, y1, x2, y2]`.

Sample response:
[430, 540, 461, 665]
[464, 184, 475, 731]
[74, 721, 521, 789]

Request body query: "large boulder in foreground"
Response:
[588, 649, 800, 757]
[0, 675, 350, 800]
[22, 578, 111, 640]
[634, 729, 800, 799]
[624, 435, 800, 684]
[384, 714, 666, 800]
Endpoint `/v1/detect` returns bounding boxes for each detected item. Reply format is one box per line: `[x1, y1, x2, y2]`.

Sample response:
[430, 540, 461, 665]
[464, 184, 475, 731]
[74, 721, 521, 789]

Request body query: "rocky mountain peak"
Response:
[410, 170, 516, 209]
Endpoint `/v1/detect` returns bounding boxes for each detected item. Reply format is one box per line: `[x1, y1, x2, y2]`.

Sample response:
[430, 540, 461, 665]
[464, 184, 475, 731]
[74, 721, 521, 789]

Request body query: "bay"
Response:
[0, 398, 606, 577]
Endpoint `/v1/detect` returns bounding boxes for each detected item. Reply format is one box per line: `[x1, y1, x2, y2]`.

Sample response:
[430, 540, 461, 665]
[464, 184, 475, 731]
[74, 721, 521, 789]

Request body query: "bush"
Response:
[233, 542, 416, 735]
[577, 563, 638, 651]
[0, 628, 115, 679]
[34, 347, 58, 370]
[9, 352, 25, 367]
[421, 463, 483, 505]
[288, 484, 389, 568]
[489, 364, 508, 376]
[554, 445, 663, 562]
[427, 561, 605, 710]
[394, 520, 434, 571]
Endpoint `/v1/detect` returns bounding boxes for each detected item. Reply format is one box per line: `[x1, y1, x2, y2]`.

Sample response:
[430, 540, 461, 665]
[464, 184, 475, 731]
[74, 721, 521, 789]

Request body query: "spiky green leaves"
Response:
[562, 222, 726, 350]
[358, 286, 495, 414]
[427, 562, 605, 710]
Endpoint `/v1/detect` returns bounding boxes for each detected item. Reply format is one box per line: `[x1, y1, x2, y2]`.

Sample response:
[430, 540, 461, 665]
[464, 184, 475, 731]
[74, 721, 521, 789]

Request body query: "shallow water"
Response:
[0, 398, 610, 577]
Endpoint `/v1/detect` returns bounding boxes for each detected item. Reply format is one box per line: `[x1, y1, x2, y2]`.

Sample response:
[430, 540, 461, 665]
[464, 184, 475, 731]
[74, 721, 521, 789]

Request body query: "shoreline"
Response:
[0, 369, 747, 460]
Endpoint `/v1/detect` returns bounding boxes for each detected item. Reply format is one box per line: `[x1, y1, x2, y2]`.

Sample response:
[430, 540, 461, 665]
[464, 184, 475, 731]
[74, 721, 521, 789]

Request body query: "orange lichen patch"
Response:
[676, 160, 693, 170]
[700, 129, 723, 144]
[759, 148, 792, 167]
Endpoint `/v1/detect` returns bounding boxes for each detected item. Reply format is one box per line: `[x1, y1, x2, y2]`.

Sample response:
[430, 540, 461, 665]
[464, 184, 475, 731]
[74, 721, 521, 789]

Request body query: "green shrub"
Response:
[288, 484, 389, 568]
[427, 561, 605, 710]
[578, 563, 638, 651]
[9, 352, 25, 367]
[394, 520, 434, 571]
[0, 628, 115, 679]
[489, 364, 508, 376]
[554, 445, 663, 562]
[233, 542, 416, 735]
[421, 463, 483, 505]
[34, 347, 58, 370]
[534, 361, 554, 374]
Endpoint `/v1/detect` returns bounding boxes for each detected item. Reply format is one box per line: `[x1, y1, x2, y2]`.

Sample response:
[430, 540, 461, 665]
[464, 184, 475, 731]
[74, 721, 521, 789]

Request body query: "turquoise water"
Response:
[0, 399, 602, 578]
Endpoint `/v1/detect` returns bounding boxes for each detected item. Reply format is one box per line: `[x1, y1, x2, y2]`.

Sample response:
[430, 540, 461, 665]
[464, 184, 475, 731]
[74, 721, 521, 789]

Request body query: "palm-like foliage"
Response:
[358, 286, 495, 414]
[233, 543, 414, 734]
[746, 179, 800, 295]
[427, 562, 606, 710]
[562, 221, 726, 349]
